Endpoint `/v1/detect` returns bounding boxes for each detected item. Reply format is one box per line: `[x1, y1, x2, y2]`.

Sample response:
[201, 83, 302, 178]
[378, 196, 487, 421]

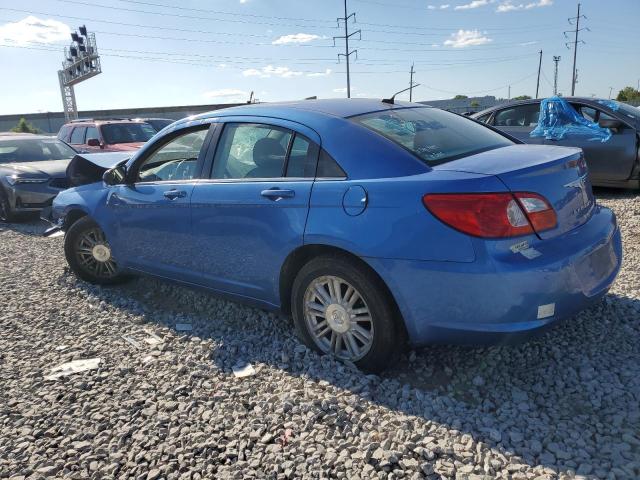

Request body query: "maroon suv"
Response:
[57, 119, 157, 153]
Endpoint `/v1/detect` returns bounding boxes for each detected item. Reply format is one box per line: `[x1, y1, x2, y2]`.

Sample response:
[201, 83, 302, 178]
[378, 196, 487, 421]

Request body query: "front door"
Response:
[190, 121, 319, 306]
[105, 125, 212, 280]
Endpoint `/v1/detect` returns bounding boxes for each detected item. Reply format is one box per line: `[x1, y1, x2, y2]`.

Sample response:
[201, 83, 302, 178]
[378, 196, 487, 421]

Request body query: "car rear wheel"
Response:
[64, 216, 128, 285]
[291, 255, 400, 372]
[0, 188, 17, 223]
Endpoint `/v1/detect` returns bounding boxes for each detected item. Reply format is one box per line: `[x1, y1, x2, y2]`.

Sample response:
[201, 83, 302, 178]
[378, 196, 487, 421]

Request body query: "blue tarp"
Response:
[597, 99, 620, 111]
[530, 96, 611, 143]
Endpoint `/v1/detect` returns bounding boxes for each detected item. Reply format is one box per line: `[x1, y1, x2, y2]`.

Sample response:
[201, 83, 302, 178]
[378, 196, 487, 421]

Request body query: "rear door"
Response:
[106, 124, 213, 280]
[190, 119, 320, 305]
[550, 103, 639, 183]
[490, 102, 544, 143]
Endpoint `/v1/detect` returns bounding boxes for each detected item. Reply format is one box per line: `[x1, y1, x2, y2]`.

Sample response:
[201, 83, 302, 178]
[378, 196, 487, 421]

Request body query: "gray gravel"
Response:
[1, 189, 638, 479]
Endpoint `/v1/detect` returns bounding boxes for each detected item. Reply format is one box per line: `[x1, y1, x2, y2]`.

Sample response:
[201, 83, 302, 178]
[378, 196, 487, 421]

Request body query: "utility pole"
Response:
[565, 3, 587, 96]
[333, 0, 360, 98]
[409, 63, 415, 102]
[535, 50, 543, 98]
[609, 87, 613, 100]
[508, 85, 511, 100]
[553, 56, 561, 95]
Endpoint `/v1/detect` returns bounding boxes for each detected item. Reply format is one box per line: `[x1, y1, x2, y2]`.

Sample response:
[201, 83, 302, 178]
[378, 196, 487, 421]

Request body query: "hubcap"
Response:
[303, 275, 374, 361]
[75, 227, 118, 278]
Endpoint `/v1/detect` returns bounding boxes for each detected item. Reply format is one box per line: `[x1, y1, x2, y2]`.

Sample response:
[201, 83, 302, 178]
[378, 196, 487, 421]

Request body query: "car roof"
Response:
[0, 133, 55, 140]
[184, 98, 425, 123]
[473, 96, 617, 117]
[64, 119, 148, 126]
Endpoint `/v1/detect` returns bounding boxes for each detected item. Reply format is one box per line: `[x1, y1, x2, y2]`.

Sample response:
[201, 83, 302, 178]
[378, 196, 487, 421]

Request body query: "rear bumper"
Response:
[365, 206, 622, 346]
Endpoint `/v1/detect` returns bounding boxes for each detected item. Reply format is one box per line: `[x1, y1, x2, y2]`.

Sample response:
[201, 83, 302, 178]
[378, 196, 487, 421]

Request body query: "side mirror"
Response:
[87, 138, 102, 147]
[599, 118, 623, 130]
[103, 165, 126, 186]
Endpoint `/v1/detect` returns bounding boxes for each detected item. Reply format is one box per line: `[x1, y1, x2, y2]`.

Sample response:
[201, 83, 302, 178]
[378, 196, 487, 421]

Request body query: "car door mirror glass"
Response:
[103, 165, 127, 186]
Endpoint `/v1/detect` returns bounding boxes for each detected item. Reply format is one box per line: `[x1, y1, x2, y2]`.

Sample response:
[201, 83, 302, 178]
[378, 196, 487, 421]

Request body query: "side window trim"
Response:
[127, 124, 215, 184]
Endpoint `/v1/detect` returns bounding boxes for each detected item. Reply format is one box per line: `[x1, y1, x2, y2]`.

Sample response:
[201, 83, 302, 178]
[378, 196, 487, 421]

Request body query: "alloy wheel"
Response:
[74, 227, 119, 279]
[303, 275, 374, 361]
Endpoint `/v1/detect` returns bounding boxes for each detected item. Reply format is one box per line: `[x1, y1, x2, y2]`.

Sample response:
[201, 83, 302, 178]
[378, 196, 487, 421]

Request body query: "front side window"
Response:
[212, 123, 292, 179]
[476, 113, 492, 124]
[101, 123, 156, 144]
[86, 126, 100, 141]
[136, 128, 209, 182]
[69, 127, 86, 145]
[493, 104, 541, 127]
[353, 107, 513, 165]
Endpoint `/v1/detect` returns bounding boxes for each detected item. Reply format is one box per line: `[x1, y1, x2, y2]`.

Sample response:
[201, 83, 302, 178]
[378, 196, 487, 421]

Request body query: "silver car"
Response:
[0, 133, 76, 222]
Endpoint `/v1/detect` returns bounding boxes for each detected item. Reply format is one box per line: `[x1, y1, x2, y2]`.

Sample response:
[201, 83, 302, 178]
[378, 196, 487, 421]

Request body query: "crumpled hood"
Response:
[66, 152, 131, 187]
[0, 159, 71, 178]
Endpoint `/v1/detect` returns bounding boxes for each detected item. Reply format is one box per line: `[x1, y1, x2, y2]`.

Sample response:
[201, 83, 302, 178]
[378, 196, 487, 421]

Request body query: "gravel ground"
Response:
[1, 189, 638, 480]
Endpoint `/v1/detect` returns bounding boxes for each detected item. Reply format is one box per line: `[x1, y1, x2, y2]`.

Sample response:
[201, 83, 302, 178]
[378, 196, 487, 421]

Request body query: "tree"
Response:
[616, 86, 640, 102]
[10, 118, 39, 134]
[453, 95, 468, 100]
[513, 95, 532, 100]
[470, 100, 480, 108]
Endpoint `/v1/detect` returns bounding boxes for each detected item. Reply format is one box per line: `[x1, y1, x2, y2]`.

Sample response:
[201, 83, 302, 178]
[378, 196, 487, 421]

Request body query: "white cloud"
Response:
[454, 0, 489, 10]
[497, 0, 552, 12]
[0, 16, 70, 46]
[307, 68, 332, 77]
[427, 3, 450, 8]
[203, 89, 249, 101]
[272, 33, 322, 45]
[243, 65, 303, 78]
[440, 4, 451, 8]
[427, 5, 437, 9]
[444, 29, 492, 48]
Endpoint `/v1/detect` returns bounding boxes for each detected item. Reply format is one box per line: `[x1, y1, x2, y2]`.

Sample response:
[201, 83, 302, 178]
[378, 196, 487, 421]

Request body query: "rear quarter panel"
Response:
[305, 170, 509, 263]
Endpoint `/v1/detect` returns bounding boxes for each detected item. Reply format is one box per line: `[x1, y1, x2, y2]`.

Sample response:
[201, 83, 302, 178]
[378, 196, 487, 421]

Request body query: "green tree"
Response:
[453, 95, 468, 100]
[513, 95, 532, 100]
[616, 86, 640, 102]
[10, 118, 39, 134]
[470, 100, 480, 108]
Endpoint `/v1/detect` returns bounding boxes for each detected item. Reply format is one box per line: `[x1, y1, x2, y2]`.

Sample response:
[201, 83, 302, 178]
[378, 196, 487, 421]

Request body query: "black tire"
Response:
[64, 216, 128, 285]
[291, 254, 401, 373]
[0, 188, 18, 223]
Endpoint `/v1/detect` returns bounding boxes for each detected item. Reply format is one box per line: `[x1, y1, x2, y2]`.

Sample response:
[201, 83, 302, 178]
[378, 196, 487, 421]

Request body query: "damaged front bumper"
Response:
[40, 206, 64, 237]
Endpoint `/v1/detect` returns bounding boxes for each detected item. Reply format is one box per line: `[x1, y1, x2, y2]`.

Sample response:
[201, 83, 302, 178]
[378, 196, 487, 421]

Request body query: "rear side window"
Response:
[285, 134, 319, 178]
[86, 126, 100, 141]
[353, 107, 513, 165]
[316, 150, 346, 178]
[493, 103, 541, 127]
[69, 127, 86, 145]
[58, 125, 72, 141]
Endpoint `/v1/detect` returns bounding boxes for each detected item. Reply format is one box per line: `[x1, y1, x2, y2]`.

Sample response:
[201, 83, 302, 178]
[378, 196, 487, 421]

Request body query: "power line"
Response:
[423, 71, 538, 96]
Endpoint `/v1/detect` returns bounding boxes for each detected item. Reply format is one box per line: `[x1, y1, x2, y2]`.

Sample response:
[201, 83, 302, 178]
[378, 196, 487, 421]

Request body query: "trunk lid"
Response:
[434, 144, 595, 239]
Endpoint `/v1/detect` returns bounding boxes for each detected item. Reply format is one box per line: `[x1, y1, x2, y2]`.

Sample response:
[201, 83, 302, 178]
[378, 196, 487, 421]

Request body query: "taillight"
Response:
[422, 192, 556, 238]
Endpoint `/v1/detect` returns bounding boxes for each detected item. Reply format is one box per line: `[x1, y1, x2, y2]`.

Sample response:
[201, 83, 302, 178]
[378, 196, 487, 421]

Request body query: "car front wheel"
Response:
[64, 216, 128, 285]
[291, 255, 400, 372]
[0, 188, 17, 223]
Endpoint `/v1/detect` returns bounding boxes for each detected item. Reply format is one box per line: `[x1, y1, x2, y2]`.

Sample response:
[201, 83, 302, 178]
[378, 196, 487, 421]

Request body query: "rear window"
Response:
[353, 107, 513, 165]
[101, 123, 156, 144]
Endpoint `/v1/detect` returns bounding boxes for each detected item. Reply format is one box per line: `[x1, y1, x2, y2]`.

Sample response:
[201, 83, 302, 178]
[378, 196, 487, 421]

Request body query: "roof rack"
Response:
[68, 117, 141, 123]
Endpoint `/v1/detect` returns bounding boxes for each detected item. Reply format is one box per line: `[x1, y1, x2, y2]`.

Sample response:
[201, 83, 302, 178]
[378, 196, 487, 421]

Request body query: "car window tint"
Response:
[575, 105, 597, 122]
[493, 104, 541, 127]
[69, 127, 86, 144]
[86, 126, 99, 141]
[212, 123, 292, 179]
[286, 134, 318, 178]
[137, 128, 208, 182]
[102, 123, 156, 144]
[316, 149, 346, 178]
[58, 125, 72, 141]
[0, 139, 76, 163]
[354, 107, 512, 166]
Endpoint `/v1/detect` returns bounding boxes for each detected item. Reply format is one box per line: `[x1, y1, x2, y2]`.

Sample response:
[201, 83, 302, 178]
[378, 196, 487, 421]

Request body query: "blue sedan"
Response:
[49, 99, 622, 372]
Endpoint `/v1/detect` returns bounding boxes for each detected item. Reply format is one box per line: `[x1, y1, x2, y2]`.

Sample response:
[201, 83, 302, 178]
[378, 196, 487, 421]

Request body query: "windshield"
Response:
[353, 107, 513, 165]
[101, 123, 156, 144]
[0, 138, 76, 163]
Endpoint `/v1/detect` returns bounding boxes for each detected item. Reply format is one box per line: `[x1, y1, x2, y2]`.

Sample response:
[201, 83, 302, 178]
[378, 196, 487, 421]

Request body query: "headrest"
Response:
[253, 137, 286, 167]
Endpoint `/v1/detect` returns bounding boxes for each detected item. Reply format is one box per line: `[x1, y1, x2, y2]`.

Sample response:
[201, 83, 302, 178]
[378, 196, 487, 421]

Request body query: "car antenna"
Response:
[382, 84, 421, 105]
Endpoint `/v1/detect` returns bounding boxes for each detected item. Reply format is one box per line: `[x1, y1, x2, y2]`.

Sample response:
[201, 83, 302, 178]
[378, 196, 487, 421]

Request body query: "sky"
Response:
[0, 0, 638, 115]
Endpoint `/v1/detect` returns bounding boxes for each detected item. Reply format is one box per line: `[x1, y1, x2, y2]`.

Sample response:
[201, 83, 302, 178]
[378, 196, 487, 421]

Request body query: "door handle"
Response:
[261, 188, 295, 200]
[163, 189, 187, 200]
